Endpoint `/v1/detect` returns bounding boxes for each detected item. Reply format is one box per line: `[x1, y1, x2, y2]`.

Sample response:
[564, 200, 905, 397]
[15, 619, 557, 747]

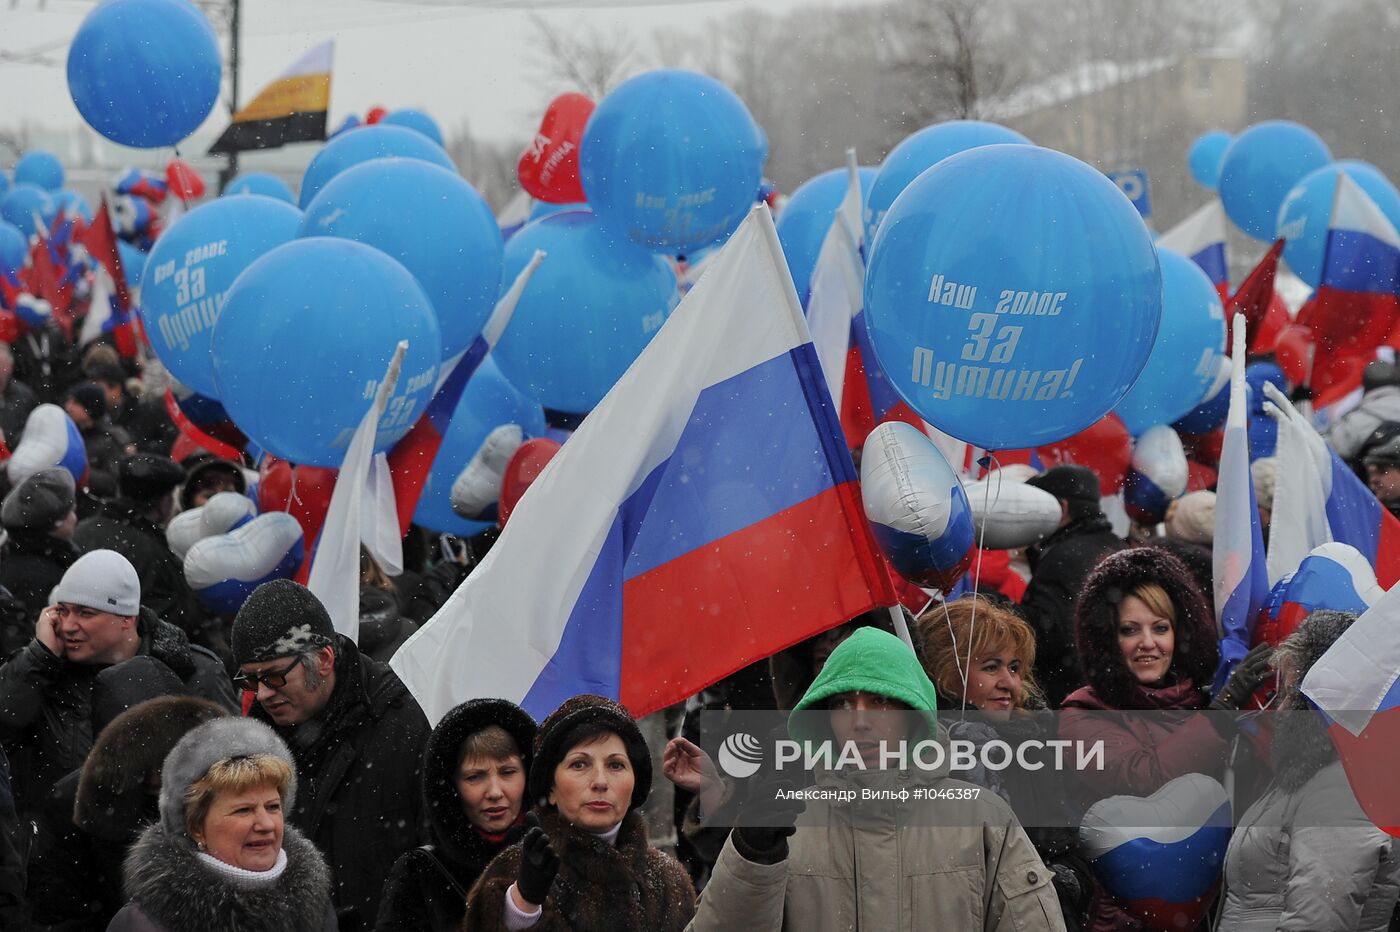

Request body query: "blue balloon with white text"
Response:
[864, 145, 1161, 450]
[493, 210, 679, 413]
[580, 69, 766, 254]
[300, 158, 503, 360]
[142, 196, 303, 398]
[211, 238, 441, 466]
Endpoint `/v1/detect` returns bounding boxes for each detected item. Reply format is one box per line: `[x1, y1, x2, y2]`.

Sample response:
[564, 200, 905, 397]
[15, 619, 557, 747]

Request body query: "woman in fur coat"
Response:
[462, 694, 695, 931]
[1058, 547, 1252, 932]
[106, 717, 336, 932]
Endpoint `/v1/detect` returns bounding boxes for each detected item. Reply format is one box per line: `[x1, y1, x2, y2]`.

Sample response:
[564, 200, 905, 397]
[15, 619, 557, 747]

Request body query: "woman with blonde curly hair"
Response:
[918, 595, 1044, 714]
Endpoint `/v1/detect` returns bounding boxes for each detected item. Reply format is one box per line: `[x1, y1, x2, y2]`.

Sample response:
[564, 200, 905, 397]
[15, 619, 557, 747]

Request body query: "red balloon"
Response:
[517, 93, 594, 204]
[165, 158, 206, 202]
[1033, 413, 1132, 496]
[1275, 323, 1314, 386]
[366, 106, 388, 125]
[498, 438, 562, 528]
[258, 456, 338, 554]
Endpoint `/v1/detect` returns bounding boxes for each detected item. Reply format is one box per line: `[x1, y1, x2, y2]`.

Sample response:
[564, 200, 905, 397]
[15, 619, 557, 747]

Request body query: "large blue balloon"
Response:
[1, 184, 54, 236]
[864, 145, 1161, 450]
[777, 166, 877, 304]
[52, 190, 93, 221]
[15, 152, 63, 191]
[580, 70, 765, 254]
[414, 358, 547, 536]
[381, 109, 445, 147]
[225, 172, 296, 204]
[67, 0, 222, 148]
[300, 159, 503, 360]
[299, 125, 456, 208]
[1187, 131, 1232, 191]
[865, 121, 1031, 244]
[493, 210, 679, 413]
[0, 223, 26, 278]
[142, 196, 303, 398]
[1218, 121, 1331, 241]
[212, 239, 442, 467]
[1114, 249, 1226, 435]
[1276, 161, 1400, 288]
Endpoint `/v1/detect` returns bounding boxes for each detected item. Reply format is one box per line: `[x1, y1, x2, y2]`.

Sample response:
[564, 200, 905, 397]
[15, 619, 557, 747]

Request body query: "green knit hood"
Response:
[789, 627, 938, 743]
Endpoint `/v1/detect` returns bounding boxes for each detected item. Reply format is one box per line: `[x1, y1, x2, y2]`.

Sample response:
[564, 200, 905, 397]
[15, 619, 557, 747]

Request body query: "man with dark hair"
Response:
[232, 579, 430, 932]
[73, 454, 216, 654]
[1020, 465, 1125, 706]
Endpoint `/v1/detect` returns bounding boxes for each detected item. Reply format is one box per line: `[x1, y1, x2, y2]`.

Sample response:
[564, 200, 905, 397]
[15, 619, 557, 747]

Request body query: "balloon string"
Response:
[285, 467, 302, 513]
[959, 452, 1002, 714]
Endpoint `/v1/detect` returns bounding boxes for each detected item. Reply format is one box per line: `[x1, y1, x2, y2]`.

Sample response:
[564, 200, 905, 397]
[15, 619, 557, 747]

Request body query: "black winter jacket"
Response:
[1019, 514, 1124, 706]
[0, 531, 78, 625]
[251, 635, 430, 932]
[0, 610, 235, 814]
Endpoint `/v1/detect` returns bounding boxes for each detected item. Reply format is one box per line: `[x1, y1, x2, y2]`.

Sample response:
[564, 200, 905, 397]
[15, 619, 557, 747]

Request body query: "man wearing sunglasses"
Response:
[231, 578, 430, 932]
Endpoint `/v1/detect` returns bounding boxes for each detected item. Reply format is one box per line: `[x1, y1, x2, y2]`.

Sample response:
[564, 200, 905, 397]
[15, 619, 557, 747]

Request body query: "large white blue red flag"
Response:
[392, 206, 894, 723]
[1302, 579, 1400, 835]
[1213, 315, 1269, 690]
[1264, 381, 1400, 588]
[1297, 173, 1400, 407]
[1157, 199, 1229, 300]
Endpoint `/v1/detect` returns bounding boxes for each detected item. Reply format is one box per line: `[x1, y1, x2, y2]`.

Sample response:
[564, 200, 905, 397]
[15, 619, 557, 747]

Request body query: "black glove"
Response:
[734, 772, 806, 864]
[515, 812, 559, 907]
[1211, 642, 1274, 711]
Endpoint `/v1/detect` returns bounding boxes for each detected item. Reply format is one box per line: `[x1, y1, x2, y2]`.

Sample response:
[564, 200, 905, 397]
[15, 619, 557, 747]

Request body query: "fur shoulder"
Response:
[123, 825, 331, 932]
[462, 842, 524, 930]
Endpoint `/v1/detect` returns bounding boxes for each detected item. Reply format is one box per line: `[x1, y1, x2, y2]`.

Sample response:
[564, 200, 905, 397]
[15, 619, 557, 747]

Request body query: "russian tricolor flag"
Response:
[1157, 200, 1229, 301]
[1213, 315, 1269, 690]
[1297, 173, 1400, 406]
[1302, 579, 1400, 835]
[1263, 381, 1400, 588]
[392, 207, 893, 723]
[1255, 542, 1383, 648]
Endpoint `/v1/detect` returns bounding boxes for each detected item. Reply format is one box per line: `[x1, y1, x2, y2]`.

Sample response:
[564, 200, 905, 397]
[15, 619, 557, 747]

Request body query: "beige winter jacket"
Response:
[685, 764, 1066, 932]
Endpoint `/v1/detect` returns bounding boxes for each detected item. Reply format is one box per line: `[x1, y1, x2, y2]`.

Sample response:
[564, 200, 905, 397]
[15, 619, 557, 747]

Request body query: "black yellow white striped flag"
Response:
[209, 40, 333, 154]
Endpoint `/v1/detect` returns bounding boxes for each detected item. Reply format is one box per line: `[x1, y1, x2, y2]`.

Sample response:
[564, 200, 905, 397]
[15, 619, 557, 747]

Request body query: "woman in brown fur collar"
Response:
[462, 694, 695, 931]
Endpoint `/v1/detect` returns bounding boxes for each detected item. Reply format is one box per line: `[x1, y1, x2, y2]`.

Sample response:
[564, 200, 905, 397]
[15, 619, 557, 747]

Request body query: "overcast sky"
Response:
[3, 0, 872, 149]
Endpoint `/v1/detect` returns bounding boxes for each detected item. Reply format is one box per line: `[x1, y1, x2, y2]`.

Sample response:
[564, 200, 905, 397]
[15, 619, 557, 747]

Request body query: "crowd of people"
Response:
[0, 327, 1392, 932]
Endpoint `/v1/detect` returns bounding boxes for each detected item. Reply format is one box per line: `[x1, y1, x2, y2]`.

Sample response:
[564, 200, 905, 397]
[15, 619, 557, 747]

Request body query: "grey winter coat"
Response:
[1219, 758, 1400, 931]
[685, 764, 1065, 932]
[105, 824, 336, 932]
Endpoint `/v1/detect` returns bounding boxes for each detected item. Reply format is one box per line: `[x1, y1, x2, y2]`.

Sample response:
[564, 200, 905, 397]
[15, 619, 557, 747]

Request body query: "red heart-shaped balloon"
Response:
[1031, 413, 1132, 496]
[518, 93, 595, 204]
[258, 456, 338, 559]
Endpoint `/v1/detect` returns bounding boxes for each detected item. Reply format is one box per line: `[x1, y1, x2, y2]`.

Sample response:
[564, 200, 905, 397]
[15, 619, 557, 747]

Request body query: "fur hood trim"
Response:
[1074, 547, 1218, 708]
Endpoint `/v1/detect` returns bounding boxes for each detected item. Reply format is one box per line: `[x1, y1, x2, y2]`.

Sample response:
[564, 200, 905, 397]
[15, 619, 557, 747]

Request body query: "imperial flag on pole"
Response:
[392, 206, 894, 724]
[209, 41, 333, 154]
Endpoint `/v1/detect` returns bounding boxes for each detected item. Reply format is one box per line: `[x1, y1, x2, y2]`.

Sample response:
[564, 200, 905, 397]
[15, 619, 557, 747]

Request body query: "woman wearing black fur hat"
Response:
[106, 717, 336, 932]
[1218, 610, 1400, 930]
[377, 699, 536, 931]
[463, 694, 695, 931]
[1058, 547, 1256, 932]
